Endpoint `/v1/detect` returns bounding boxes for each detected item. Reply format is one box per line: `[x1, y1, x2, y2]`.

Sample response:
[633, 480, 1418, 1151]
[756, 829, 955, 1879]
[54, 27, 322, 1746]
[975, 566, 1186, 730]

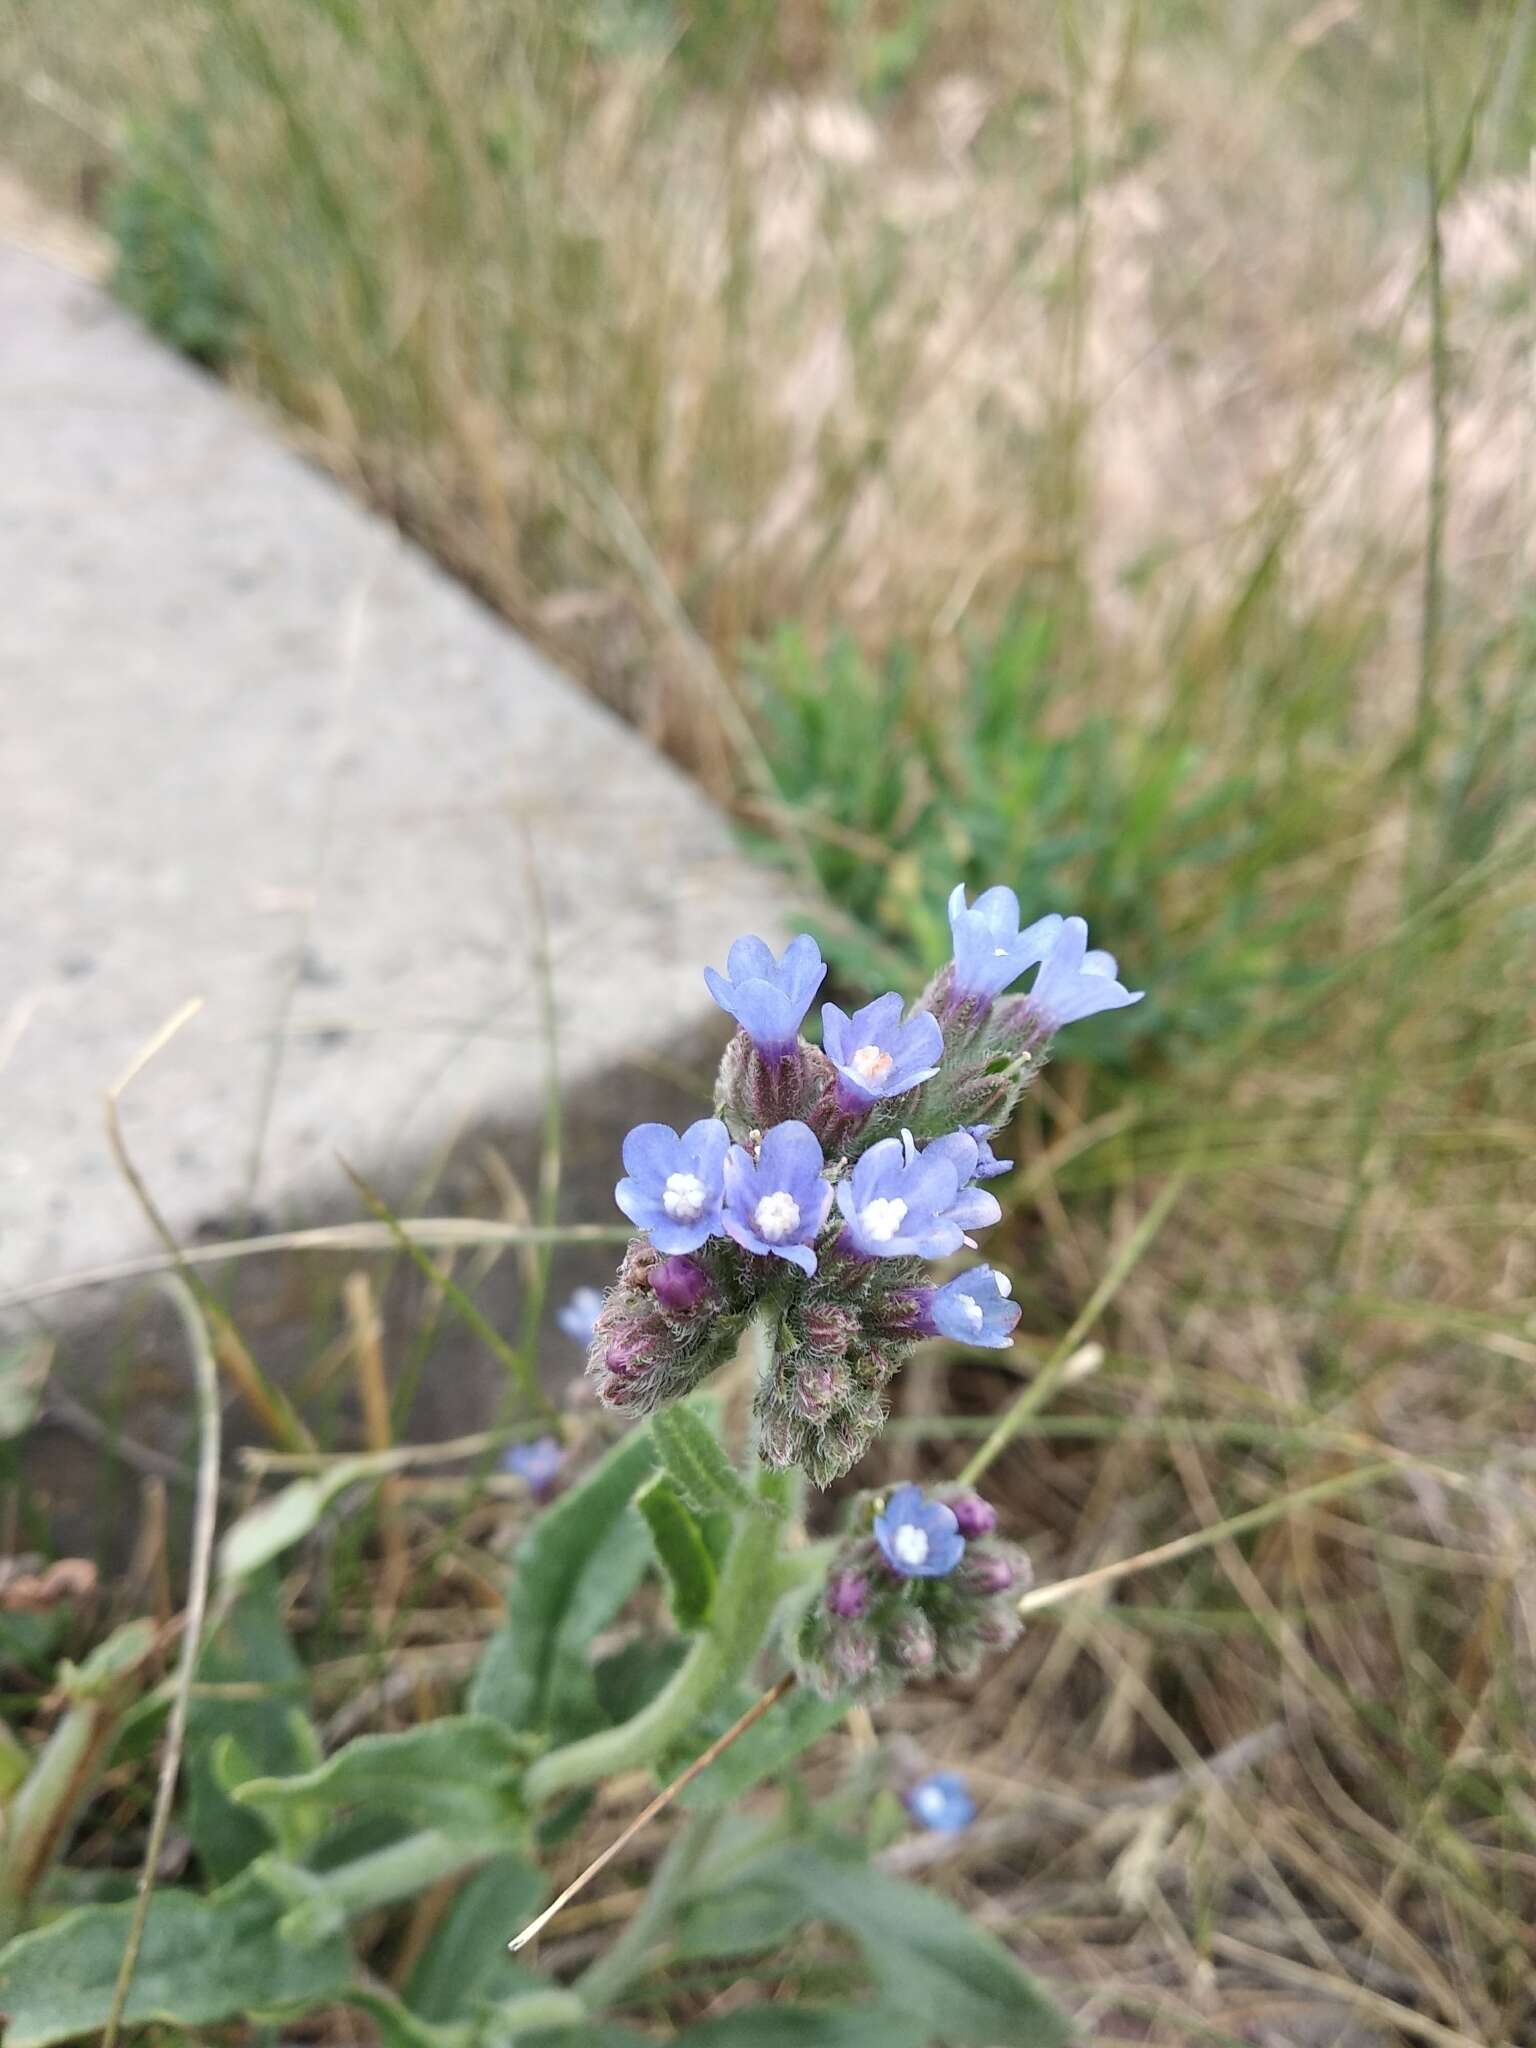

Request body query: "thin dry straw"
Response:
[507, 1672, 796, 1954]
[101, 1279, 221, 2048]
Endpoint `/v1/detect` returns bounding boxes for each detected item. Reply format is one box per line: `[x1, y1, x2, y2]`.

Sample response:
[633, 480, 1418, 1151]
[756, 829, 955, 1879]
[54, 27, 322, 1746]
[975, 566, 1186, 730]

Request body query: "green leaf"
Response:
[403, 1853, 545, 2022]
[185, 1571, 318, 1881]
[0, 1343, 49, 1441]
[750, 1848, 1069, 2047]
[637, 1473, 717, 1629]
[0, 1867, 351, 2048]
[469, 1426, 656, 1734]
[651, 1403, 757, 1517]
[342, 1985, 474, 2048]
[235, 1716, 530, 1851]
[592, 1637, 688, 1725]
[671, 1879, 811, 1963]
[677, 2011, 927, 2048]
[219, 1457, 384, 1583]
[677, 1685, 847, 1811]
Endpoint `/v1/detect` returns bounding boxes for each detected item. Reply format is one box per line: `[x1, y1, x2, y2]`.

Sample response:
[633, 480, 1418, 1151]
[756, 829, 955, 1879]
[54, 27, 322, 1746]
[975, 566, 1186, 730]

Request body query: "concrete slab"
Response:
[0, 236, 782, 1377]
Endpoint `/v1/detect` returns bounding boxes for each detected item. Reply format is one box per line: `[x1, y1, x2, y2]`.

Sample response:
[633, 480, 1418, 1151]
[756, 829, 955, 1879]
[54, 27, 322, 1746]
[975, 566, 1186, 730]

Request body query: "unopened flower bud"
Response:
[892, 1612, 937, 1671]
[828, 1624, 878, 1689]
[949, 1493, 998, 1539]
[800, 1303, 858, 1355]
[964, 1551, 1015, 1596]
[825, 1568, 870, 1620]
[649, 1254, 714, 1318]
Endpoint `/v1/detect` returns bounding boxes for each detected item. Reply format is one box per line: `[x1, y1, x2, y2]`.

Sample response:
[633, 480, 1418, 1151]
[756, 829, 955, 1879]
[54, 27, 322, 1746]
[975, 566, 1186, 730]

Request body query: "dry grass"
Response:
[4, 0, 1536, 2040]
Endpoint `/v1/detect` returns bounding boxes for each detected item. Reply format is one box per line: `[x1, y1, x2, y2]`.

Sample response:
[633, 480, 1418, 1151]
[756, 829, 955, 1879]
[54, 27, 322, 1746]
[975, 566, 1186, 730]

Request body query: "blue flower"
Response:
[705, 934, 827, 1061]
[556, 1286, 603, 1346]
[721, 1120, 833, 1275]
[821, 992, 943, 1108]
[874, 1483, 965, 1578]
[502, 1435, 565, 1496]
[948, 885, 1063, 1006]
[928, 1267, 1019, 1348]
[905, 1770, 977, 1832]
[834, 1131, 1000, 1260]
[909, 1131, 1004, 1238]
[616, 1118, 730, 1255]
[964, 1125, 1012, 1180]
[1026, 916, 1143, 1032]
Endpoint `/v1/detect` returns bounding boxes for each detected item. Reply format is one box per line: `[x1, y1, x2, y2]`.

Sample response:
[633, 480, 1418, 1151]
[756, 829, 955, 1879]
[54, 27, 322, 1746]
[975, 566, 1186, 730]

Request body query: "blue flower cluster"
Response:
[585, 885, 1140, 1482]
[795, 1483, 1032, 1703]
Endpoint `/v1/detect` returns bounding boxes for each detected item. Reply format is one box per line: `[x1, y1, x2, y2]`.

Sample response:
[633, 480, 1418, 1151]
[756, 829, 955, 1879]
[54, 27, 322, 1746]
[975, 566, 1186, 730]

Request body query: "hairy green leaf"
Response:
[637, 1473, 717, 1629]
[749, 1847, 1069, 2046]
[677, 2011, 928, 2048]
[184, 1570, 317, 1881]
[219, 1457, 383, 1583]
[469, 1426, 656, 1734]
[0, 1867, 351, 2048]
[235, 1716, 530, 1850]
[403, 1852, 545, 2023]
[651, 1403, 757, 1517]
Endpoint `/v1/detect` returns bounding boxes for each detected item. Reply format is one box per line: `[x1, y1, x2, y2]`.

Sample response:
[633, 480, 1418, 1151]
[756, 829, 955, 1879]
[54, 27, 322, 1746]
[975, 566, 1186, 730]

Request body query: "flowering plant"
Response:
[588, 888, 1140, 1486]
[0, 886, 1132, 2048]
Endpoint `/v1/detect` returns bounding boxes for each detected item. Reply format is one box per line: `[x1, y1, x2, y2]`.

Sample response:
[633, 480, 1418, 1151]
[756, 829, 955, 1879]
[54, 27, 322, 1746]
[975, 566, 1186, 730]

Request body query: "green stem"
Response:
[524, 1462, 791, 1807]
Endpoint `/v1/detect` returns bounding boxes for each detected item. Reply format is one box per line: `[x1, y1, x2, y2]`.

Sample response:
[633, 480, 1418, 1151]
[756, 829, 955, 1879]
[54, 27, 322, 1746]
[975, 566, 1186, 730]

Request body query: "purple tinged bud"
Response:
[965, 1552, 1015, 1596]
[828, 1625, 879, 1687]
[949, 1493, 998, 1539]
[649, 1255, 713, 1317]
[825, 1568, 870, 1619]
[893, 1613, 937, 1670]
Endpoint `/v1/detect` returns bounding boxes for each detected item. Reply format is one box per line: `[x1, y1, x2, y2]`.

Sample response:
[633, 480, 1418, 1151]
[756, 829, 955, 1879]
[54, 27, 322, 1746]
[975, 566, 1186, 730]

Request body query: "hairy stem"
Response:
[523, 1460, 791, 1807]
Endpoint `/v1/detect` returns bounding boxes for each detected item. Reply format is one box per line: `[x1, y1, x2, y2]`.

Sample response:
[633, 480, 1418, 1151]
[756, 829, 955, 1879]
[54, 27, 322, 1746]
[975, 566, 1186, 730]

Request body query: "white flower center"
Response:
[993, 945, 1009, 956]
[859, 1197, 908, 1243]
[662, 1171, 708, 1222]
[892, 1524, 930, 1568]
[849, 1043, 895, 1085]
[912, 1783, 948, 1822]
[954, 1291, 985, 1333]
[753, 1190, 801, 1242]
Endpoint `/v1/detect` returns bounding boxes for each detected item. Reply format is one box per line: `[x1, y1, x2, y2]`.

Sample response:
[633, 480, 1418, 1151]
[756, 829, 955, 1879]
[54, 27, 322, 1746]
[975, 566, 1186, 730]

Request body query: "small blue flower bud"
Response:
[502, 1435, 565, 1497]
[556, 1287, 603, 1345]
[904, 1770, 977, 1833]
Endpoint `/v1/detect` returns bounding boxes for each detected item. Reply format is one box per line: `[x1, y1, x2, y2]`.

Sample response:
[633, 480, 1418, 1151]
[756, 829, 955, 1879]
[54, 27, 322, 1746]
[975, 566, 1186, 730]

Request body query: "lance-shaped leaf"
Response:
[469, 1425, 656, 1735]
[637, 1473, 717, 1630]
[651, 1402, 758, 1517]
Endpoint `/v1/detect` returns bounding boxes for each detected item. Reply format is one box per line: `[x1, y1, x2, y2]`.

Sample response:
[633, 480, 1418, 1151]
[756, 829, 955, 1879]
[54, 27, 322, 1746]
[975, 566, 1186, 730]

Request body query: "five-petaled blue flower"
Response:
[948, 886, 1063, 1007]
[874, 1483, 966, 1578]
[616, 1118, 730, 1255]
[964, 1125, 1012, 1180]
[722, 1120, 833, 1275]
[835, 1130, 1001, 1260]
[822, 992, 943, 1109]
[929, 1266, 1019, 1348]
[502, 1435, 565, 1496]
[905, 1770, 977, 1833]
[705, 933, 827, 1062]
[556, 1286, 603, 1346]
[1026, 916, 1143, 1032]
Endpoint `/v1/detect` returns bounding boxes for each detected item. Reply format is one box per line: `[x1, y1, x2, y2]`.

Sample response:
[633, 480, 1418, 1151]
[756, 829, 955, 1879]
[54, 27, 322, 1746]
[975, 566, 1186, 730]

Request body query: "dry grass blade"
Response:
[104, 998, 313, 1452]
[101, 1277, 221, 2048]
